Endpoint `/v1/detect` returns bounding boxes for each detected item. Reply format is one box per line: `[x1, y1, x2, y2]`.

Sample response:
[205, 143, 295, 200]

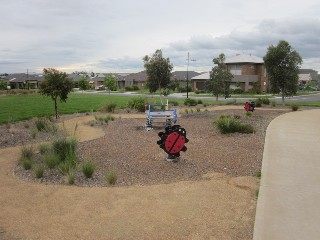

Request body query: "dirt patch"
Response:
[13, 108, 288, 187]
[0, 106, 289, 239]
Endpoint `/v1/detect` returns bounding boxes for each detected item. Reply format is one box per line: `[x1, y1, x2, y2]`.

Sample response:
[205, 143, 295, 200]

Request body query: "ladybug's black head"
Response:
[177, 127, 186, 136]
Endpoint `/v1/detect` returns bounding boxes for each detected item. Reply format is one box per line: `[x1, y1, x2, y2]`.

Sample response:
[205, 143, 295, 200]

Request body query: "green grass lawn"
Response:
[0, 94, 133, 124]
[0, 93, 191, 124]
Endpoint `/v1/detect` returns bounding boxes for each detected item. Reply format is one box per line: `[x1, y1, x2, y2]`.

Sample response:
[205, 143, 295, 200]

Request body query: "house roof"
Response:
[4, 73, 44, 83]
[171, 71, 201, 80]
[191, 72, 210, 80]
[225, 54, 263, 64]
[299, 74, 312, 81]
[124, 71, 148, 82]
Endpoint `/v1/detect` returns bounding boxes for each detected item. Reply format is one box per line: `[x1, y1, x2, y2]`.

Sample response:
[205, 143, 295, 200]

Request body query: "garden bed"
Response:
[12, 108, 288, 187]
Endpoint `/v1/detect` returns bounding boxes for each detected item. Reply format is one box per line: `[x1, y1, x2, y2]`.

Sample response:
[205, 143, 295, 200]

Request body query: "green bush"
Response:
[82, 161, 95, 178]
[35, 117, 58, 133]
[100, 102, 117, 113]
[246, 111, 253, 117]
[34, 166, 44, 178]
[215, 115, 254, 134]
[95, 115, 115, 125]
[184, 98, 197, 106]
[52, 137, 77, 162]
[291, 104, 299, 111]
[197, 99, 203, 104]
[233, 88, 243, 94]
[106, 170, 117, 185]
[127, 97, 146, 112]
[21, 158, 32, 170]
[38, 144, 50, 155]
[44, 152, 60, 169]
[160, 89, 170, 96]
[21, 144, 34, 159]
[68, 173, 75, 185]
[168, 100, 179, 106]
[125, 86, 139, 91]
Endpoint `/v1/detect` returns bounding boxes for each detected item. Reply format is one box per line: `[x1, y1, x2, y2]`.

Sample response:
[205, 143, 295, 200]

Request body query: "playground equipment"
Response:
[244, 101, 255, 112]
[145, 100, 177, 130]
[157, 125, 189, 161]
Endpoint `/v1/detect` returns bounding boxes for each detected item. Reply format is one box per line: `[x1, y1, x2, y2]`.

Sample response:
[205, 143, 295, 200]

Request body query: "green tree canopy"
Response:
[143, 49, 173, 94]
[205, 53, 233, 101]
[39, 68, 73, 119]
[104, 75, 117, 93]
[263, 40, 302, 103]
[78, 76, 90, 91]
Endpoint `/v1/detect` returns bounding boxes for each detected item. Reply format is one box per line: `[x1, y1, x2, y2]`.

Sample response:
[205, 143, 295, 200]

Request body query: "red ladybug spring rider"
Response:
[157, 125, 189, 161]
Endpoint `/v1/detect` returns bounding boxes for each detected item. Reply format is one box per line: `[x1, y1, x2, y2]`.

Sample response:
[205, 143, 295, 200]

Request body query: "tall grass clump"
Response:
[101, 102, 117, 113]
[34, 166, 44, 178]
[52, 137, 77, 162]
[106, 170, 117, 185]
[44, 151, 60, 169]
[95, 115, 115, 125]
[21, 144, 34, 159]
[215, 115, 254, 134]
[35, 117, 58, 133]
[21, 158, 32, 170]
[82, 161, 95, 178]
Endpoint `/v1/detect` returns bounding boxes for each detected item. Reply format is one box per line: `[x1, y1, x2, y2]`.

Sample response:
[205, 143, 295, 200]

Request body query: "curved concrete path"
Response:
[253, 109, 320, 240]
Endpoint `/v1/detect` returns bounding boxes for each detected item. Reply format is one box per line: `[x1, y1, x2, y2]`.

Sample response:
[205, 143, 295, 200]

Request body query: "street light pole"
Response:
[186, 52, 196, 99]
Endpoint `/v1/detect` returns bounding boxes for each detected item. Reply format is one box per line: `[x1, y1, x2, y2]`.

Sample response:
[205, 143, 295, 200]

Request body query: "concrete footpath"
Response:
[253, 109, 320, 240]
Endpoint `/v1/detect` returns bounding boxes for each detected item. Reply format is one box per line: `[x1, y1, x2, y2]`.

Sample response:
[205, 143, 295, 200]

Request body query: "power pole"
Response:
[186, 52, 196, 98]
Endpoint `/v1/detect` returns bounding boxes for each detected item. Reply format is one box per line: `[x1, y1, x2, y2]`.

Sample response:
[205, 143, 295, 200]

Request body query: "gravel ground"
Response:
[12, 108, 288, 187]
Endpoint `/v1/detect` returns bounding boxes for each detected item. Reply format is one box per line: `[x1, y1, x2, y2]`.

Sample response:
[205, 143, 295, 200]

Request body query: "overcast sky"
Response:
[1, 0, 319, 73]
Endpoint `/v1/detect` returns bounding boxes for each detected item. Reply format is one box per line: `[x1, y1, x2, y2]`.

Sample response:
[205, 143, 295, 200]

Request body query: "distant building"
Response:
[192, 54, 267, 92]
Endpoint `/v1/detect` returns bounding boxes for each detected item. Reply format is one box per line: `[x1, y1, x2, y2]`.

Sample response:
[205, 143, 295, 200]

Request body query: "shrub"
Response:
[106, 170, 117, 185]
[95, 115, 115, 125]
[58, 161, 73, 175]
[271, 101, 276, 107]
[21, 158, 32, 170]
[44, 152, 60, 169]
[34, 166, 44, 178]
[35, 117, 58, 133]
[196, 108, 201, 112]
[246, 112, 253, 117]
[197, 99, 203, 104]
[168, 100, 179, 106]
[82, 161, 95, 178]
[21, 144, 34, 159]
[68, 173, 75, 185]
[184, 98, 197, 106]
[52, 137, 77, 162]
[291, 104, 299, 111]
[215, 115, 254, 134]
[100, 102, 117, 113]
[233, 88, 243, 94]
[254, 171, 261, 178]
[127, 97, 146, 112]
[177, 86, 192, 93]
[160, 88, 170, 96]
[38, 144, 50, 155]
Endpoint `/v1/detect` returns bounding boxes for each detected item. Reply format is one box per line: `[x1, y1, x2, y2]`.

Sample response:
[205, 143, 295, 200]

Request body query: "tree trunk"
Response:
[54, 98, 58, 119]
[281, 91, 285, 105]
[215, 95, 218, 102]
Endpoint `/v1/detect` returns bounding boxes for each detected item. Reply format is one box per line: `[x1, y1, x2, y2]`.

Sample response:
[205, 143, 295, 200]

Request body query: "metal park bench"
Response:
[145, 103, 177, 130]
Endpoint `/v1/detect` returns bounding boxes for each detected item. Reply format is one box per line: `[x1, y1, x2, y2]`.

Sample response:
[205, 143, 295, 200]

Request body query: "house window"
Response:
[229, 65, 242, 75]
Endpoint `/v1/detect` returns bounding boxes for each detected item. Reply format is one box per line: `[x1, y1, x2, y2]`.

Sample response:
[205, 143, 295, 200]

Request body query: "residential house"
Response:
[192, 54, 267, 92]
[3, 73, 44, 89]
[123, 71, 148, 89]
[171, 71, 202, 88]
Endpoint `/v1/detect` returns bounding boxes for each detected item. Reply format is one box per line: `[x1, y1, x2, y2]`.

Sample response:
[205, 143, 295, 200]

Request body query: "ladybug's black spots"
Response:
[157, 125, 189, 158]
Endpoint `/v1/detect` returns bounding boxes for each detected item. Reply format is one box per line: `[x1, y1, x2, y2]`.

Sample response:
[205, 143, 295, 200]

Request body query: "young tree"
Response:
[104, 75, 117, 94]
[78, 76, 90, 91]
[143, 49, 173, 98]
[39, 68, 73, 119]
[263, 40, 302, 103]
[205, 53, 233, 101]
